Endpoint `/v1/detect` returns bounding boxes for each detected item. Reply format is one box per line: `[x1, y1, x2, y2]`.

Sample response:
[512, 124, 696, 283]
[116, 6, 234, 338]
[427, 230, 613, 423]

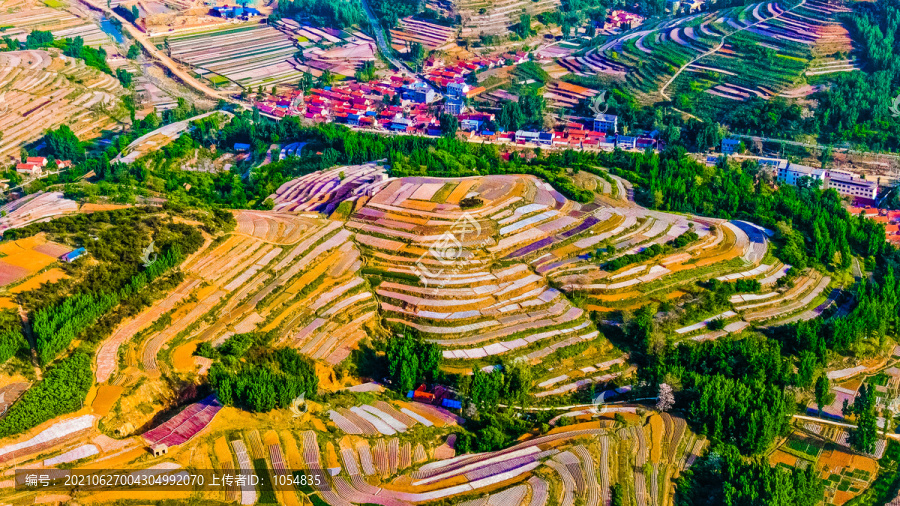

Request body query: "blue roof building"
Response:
[722, 138, 741, 154]
[61, 247, 86, 263]
[441, 399, 462, 410]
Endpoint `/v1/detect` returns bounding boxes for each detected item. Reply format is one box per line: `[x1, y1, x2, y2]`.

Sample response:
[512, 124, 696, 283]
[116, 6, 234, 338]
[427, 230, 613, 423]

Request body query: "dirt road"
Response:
[77, 0, 235, 104]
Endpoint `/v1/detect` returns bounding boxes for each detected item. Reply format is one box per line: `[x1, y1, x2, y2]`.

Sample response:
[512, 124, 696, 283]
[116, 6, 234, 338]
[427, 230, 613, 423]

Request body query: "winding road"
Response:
[78, 0, 231, 103]
[358, 0, 414, 77]
[358, 0, 439, 94]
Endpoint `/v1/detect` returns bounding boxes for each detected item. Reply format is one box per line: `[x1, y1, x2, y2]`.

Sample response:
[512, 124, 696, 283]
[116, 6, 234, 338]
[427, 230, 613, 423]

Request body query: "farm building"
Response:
[604, 10, 645, 30]
[15, 163, 42, 176]
[210, 5, 260, 17]
[460, 119, 481, 131]
[777, 164, 878, 201]
[593, 114, 619, 133]
[443, 98, 464, 115]
[722, 138, 742, 154]
[401, 82, 436, 104]
[446, 82, 471, 98]
[826, 171, 879, 201]
[617, 135, 637, 149]
[61, 247, 86, 262]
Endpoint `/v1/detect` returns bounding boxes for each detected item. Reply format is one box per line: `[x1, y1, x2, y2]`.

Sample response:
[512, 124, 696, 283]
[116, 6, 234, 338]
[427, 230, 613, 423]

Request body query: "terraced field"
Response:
[97, 211, 376, 385]
[159, 24, 304, 90]
[561, 0, 854, 102]
[83, 162, 834, 426]
[773, 420, 881, 505]
[390, 17, 458, 52]
[0, 50, 126, 164]
[262, 163, 834, 373]
[296, 411, 706, 506]
[0, 4, 85, 40]
[452, 0, 561, 37]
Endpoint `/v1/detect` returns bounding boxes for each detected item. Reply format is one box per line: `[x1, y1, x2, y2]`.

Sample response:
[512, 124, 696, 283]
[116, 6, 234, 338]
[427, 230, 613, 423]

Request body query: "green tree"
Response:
[43, 125, 85, 161]
[611, 483, 626, 506]
[516, 14, 532, 38]
[846, 384, 879, 453]
[0, 352, 93, 438]
[439, 114, 459, 137]
[116, 67, 133, 88]
[499, 101, 525, 131]
[814, 375, 834, 417]
[383, 331, 441, 392]
[795, 351, 818, 388]
[676, 445, 825, 505]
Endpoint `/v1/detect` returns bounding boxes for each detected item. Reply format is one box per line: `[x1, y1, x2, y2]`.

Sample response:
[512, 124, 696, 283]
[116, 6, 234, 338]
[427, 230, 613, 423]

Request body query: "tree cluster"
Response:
[0, 310, 26, 365]
[675, 444, 825, 506]
[208, 339, 319, 412]
[641, 335, 793, 454]
[33, 246, 183, 364]
[270, 0, 364, 28]
[0, 352, 93, 438]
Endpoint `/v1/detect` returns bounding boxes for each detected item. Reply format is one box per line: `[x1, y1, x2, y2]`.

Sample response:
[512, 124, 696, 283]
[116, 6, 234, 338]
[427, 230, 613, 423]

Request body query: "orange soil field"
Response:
[325, 442, 340, 470]
[548, 421, 605, 435]
[213, 436, 234, 469]
[0, 239, 62, 271]
[9, 268, 67, 293]
[402, 200, 438, 212]
[279, 431, 304, 469]
[171, 341, 198, 371]
[648, 414, 663, 463]
[77, 447, 146, 469]
[819, 448, 853, 468]
[80, 203, 130, 212]
[834, 490, 854, 505]
[850, 454, 879, 474]
[401, 403, 446, 427]
[263, 430, 280, 446]
[79, 489, 194, 503]
[770, 450, 799, 467]
[0, 297, 16, 309]
[91, 385, 124, 417]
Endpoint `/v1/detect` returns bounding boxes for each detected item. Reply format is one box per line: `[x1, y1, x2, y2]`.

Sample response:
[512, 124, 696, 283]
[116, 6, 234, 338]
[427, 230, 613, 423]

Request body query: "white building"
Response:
[776, 162, 878, 201]
[827, 171, 879, 200]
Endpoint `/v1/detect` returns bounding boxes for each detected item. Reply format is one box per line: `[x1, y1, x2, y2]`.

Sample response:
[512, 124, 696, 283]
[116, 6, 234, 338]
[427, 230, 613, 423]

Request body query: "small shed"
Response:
[61, 247, 86, 263]
[151, 444, 168, 457]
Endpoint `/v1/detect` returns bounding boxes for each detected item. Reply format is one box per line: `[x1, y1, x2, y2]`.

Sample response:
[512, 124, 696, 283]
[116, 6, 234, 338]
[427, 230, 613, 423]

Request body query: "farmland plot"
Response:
[0, 5, 83, 39]
[0, 192, 79, 235]
[118, 211, 376, 377]
[275, 21, 378, 78]
[344, 174, 604, 363]
[293, 410, 703, 506]
[455, 0, 561, 37]
[390, 17, 457, 52]
[269, 163, 389, 215]
[563, 0, 852, 101]
[0, 50, 125, 164]
[161, 25, 303, 89]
